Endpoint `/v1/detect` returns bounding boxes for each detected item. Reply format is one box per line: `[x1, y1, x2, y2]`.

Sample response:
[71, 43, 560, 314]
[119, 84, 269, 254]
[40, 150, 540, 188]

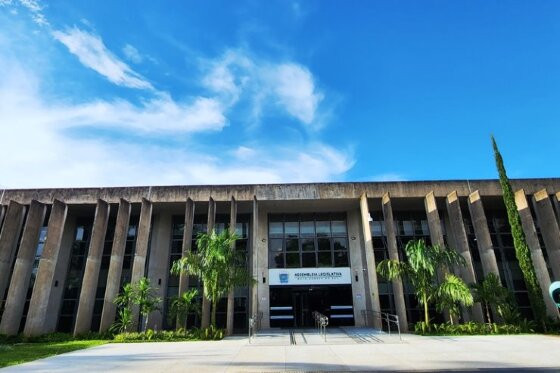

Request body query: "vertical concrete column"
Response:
[73, 200, 110, 335]
[99, 199, 131, 332]
[381, 193, 409, 331]
[514, 189, 559, 318]
[0, 205, 5, 229]
[130, 199, 153, 331]
[467, 191, 501, 278]
[347, 210, 368, 326]
[0, 201, 26, 301]
[425, 192, 445, 247]
[555, 192, 560, 225]
[176, 197, 194, 328]
[200, 197, 215, 328]
[532, 189, 560, 279]
[146, 212, 172, 330]
[226, 197, 237, 335]
[250, 197, 259, 319]
[0, 201, 46, 335]
[23, 200, 68, 336]
[359, 193, 382, 329]
[255, 198, 269, 329]
[424, 192, 451, 322]
[446, 191, 484, 323]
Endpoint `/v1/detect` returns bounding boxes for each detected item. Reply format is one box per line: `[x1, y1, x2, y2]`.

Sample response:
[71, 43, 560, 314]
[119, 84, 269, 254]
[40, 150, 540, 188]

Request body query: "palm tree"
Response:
[377, 239, 470, 326]
[169, 289, 199, 330]
[133, 277, 162, 332]
[470, 273, 510, 323]
[171, 229, 253, 328]
[436, 274, 473, 324]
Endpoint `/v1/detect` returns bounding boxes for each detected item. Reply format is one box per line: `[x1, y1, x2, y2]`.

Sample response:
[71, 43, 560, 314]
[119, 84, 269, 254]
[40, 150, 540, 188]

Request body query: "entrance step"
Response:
[247, 327, 406, 346]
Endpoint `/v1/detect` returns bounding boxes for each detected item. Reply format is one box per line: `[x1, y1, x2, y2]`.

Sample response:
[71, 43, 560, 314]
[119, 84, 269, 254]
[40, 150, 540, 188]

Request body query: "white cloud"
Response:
[0, 0, 48, 26]
[201, 50, 324, 127]
[122, 43, 142, 64]
[60, 93, 227, 133]
[0, 61, 353, 188]
[52, 27, 153, 89]
[266, 63, 323, 124]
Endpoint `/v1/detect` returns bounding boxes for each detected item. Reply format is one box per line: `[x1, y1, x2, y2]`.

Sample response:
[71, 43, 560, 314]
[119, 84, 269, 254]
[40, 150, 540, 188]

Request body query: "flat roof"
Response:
[1, 178, 559, 204]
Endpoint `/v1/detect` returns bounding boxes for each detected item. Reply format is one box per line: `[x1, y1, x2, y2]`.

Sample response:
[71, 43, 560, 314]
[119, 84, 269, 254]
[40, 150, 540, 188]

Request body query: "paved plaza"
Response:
[3, 329, 560, 372]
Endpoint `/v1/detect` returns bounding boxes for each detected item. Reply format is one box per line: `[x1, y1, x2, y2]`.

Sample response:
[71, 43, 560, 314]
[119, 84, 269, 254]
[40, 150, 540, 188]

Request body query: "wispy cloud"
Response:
[0, 61, 352, 187]
[52, 27, 153, 89]
[202, 49, 325, 128]
[0, 6, 354, 188]
[122, 43, 142, 64]
[0, 0, 49, 26]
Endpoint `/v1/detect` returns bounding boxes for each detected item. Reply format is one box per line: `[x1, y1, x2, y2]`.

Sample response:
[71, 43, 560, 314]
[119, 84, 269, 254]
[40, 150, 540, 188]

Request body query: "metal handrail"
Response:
[361, 310, 402, 341]
[312, 311, 329, 341]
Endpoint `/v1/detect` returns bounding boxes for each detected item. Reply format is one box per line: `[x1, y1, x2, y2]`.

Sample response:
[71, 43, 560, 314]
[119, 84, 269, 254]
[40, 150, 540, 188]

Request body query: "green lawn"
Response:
[0, 340, 106, 368]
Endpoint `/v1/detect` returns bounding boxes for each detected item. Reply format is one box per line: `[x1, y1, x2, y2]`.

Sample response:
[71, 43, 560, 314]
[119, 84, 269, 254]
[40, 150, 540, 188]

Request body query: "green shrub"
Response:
[413, 321, 537, 336]
[112, 326, 225, 342]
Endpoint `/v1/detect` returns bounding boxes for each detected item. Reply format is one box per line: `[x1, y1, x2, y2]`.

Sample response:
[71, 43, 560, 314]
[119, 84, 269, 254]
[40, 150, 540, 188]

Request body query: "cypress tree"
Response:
[492, 136, 547, 329]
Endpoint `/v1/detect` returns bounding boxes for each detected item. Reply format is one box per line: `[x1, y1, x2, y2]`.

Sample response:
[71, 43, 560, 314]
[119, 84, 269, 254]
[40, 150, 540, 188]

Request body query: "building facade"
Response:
[0, 179, 559, 336]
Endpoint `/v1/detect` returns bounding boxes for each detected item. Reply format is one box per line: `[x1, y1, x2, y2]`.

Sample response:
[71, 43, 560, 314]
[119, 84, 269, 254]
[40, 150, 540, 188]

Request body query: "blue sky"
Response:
[0, 1, 558, 188]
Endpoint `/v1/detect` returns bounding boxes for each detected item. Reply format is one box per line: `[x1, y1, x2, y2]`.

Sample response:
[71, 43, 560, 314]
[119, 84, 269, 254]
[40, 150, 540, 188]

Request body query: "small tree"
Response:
[168, 289, 199, 330]
[377, 239, 469, 326]
[171, 229, 253, 328]
[133, 277, 162, 332]
[436, 274, 473, 324]
[470, 273, 510, 323]
[492, 136, 547, 329]
[110, 283, 135, 333]
[110, 308, 132, 334]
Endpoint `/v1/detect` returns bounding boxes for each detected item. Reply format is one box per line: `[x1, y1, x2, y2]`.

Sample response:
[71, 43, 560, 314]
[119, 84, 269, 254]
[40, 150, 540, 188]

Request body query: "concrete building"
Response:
[0, 179, 559, 336]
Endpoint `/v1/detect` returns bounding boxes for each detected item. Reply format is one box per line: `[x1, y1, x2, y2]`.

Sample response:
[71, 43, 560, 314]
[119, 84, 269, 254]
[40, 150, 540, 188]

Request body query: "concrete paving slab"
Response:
[2, 332, 560, 372]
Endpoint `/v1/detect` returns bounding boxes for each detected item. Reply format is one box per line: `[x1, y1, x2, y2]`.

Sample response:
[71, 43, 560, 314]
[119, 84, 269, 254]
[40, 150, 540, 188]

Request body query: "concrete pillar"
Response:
[99, 199, 131, 332]
[176, 197, 194, 328]
[130, 199, 153, 331]
[200, 197, 215, 328]
[0, 201, 26, 302]
[250, 197, 259, 319]
[467, 191, 501, 279]
[146, 212, 172, 330]
[381, 193, 409, 331]
[446, 191, 485, 323]
[226, 197, 236, 336]
[73, 200, 110, 336]
[0, 205, 5, 229]
[0, 201, 46, 335]
[425, 192, 445, 247]
[532, 189, 560, 280]
[424, 191, 451, 322]
[23, 200, 68, 336]
[359, 193, 382, 329]
[255, 197, 269, 329]
[555, 192, 560, 225]
[514, 189, 559, 318]
[347, 209, 368, 326]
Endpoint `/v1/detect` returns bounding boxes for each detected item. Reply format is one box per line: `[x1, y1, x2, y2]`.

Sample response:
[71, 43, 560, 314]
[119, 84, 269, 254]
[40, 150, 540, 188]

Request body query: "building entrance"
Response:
[270, 285, 354, 328]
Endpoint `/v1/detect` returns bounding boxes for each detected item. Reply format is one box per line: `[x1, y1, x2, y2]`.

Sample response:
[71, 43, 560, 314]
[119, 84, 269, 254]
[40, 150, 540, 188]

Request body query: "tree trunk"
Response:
[449, 314, 454, 325]
[144, 314, 149, 332]
[423, 293, 430, 325]
[485, 303, 492, 324]
[211, 299, 217, 327]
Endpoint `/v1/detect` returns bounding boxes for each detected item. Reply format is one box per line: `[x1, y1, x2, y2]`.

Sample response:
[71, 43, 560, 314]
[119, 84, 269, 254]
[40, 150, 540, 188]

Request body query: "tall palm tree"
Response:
[377, 239, 470, 326]
[171, 229, 253, 328]
[470, 273, 510, 323]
